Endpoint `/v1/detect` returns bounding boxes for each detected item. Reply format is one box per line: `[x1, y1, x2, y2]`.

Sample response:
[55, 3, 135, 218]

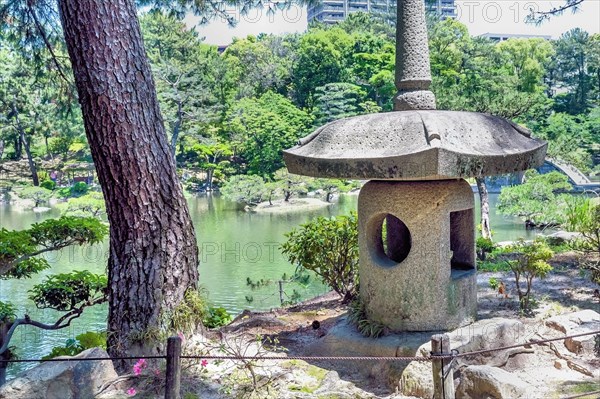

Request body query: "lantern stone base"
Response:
[358, 179, 477, 331]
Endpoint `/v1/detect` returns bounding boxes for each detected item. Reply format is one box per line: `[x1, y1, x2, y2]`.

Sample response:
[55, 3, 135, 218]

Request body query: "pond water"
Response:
[0, 191, 544, 376]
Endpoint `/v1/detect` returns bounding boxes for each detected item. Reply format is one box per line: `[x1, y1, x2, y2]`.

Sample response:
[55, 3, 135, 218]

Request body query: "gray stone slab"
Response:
[284, 111, 547, 180]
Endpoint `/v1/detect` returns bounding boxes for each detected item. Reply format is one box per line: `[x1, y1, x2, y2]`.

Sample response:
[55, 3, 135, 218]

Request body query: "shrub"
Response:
[70, 181, 89, 197]
[19, 186, 52, 207]
[42, 331, 107, 360]
[40, 179, 56, 191]
[565, 198, 600, 285]
[476, 236, 495, 261]
[203, 307, 232, 328]
[499, 238, 554, 313]
[281, 212, 359, 303]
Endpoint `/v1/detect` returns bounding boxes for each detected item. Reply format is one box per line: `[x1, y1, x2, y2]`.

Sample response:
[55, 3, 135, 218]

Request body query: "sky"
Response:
[184, 0, 600, 45]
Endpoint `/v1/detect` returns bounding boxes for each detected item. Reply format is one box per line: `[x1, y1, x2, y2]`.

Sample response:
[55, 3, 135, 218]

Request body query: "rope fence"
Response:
[1, 329, 599, 399]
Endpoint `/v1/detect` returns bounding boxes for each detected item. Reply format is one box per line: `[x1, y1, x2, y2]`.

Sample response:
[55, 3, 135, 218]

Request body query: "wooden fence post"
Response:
[165, 336, 182, 399]
[431, 333, 455, 399]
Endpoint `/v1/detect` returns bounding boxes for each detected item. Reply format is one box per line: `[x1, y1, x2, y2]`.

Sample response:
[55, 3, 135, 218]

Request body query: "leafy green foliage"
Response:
[534, 113, 594, 172]
[0, 302, 17, 323]
[313, 83, 379, 125]
[281, 212, 359, 302]
[40, 179, 56, 191]
[221, 175, 266, 207]
[41, 331, 107, 360]
[347, 299, 385, 338]
[498, 171, 572, 227]
[0, 216, 107, 279]
[226, 91, 312, 176]
[476, 237, 495, 261]
[70, 181, 89, 197]
[29, 271, 108, 311]
[59, 192, 106, 218]
[168, 289, 209, 335]
[203, 307, 232, 328]
[19, 186, 52, 207]
[488, 277, 500, 291]
[564, 197, 600, 284]
[498, 238, 554, 312]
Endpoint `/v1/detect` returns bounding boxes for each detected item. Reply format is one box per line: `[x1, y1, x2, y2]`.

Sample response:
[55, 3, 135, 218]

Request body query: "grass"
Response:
[477, 260, 512, 272]
[554, 381, 600, 399]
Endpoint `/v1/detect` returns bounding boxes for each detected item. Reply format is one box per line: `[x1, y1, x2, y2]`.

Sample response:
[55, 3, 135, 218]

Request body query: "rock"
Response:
[455, 365, 529, 399]
[546, 310, 600, 356]
[0, 348, 118, 399]
[544, 231, 582, 245]
[400, 318, 525, 398]
[32, 207, 52, 213]
[554, 360, 564, 369]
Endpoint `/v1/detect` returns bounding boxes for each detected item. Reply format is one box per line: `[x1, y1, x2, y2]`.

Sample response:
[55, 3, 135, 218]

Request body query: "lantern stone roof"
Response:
[283, 110, 547, 180]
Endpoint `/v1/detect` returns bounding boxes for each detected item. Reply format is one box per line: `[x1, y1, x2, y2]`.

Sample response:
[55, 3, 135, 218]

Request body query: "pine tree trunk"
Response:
[476, 177, 491, 240]
[57, 0, 199, 367]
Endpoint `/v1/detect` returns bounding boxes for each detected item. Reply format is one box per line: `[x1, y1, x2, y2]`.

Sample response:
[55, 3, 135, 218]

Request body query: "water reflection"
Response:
[0, 191, 544, 375]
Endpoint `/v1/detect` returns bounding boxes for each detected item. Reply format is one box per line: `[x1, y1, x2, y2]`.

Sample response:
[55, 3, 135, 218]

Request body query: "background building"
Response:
[479, 32, 552, 42]
[307, 0, 456, 24]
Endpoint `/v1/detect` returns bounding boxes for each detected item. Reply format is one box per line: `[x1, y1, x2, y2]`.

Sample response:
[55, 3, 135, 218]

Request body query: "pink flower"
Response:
[177, 331, 186, 343]
[201, 359, 208, 367]
[127, 387, 137, 396]
[154, 368, 161, 376]
[133, 359, 147, 376]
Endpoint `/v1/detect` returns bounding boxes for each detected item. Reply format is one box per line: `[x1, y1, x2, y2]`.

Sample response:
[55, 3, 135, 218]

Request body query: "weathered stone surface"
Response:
[0, 348, 118, 399]
[400, 318, 525, 398]
[543, 231, 582, 245]
[358, 179, 477, 331]
[394, 90, 436, 111]
[284, 111, 547, 180]
[546, 310, 600, 356]
[303, 316, 526, 397]
[455, 365, 529, 399]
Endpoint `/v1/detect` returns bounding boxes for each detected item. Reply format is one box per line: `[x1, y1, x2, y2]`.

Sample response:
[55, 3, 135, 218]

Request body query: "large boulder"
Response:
[400, 318, 525, 398]
[455, 365, 529, 399]
[0, 348, 118, 399]
[546, 310, 600, 356]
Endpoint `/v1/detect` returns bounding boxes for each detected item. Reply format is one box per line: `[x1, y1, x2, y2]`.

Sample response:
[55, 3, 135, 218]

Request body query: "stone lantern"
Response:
[283, 0, 547, 331]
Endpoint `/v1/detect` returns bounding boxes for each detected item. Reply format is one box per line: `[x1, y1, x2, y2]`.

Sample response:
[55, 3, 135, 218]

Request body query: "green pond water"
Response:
[0, 191, 544, 376]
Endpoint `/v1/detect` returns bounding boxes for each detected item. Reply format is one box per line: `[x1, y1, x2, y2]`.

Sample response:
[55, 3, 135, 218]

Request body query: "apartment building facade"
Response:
[307, 0, 456, 24]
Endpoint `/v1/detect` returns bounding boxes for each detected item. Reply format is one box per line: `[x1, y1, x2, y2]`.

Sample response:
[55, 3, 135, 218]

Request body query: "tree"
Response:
[564, 197, 600, 284]
[19, 186, 52, 208]
[535, 112, 593, 172]
[140, 11, 221, 158]
[292, 27, 353, 108]
[0, 216, 108, 384]
[181, 137, 234, 191]
[220, 174, 266, 207]
[226, 91, 312, 176]
[313, 83, 376, 125]
[309, 178, 359, 202]
[498, 171, 572, 227]
[57, 0, 199, 365]
[0, 46, 50, 186]
[59, 192, 107, 218]
[554, 28, 591, 114]
[499, 238, 553, 312]
[527, 0, 585, 24]
[223, 35, 291, 99]
[273, 168, 310, 202]
[281, 213, 359, 303]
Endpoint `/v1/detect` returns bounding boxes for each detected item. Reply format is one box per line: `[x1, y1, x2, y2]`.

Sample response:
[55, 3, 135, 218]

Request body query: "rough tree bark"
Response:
[57, 0, 199, 365]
